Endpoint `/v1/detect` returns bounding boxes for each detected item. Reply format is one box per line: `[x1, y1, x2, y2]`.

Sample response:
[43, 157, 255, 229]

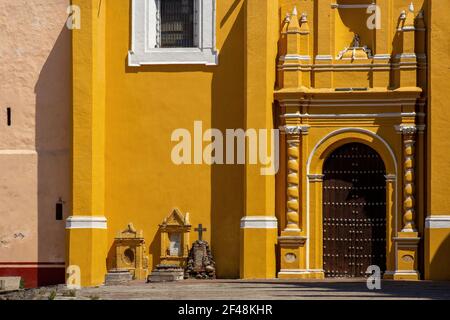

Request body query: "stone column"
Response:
[400, 125, 418, 232]
[278, 125, 309, 278]
[67, 0, 108, 287]
[282, 125, 310, 232]
[240, 0, 279, 279]
[285, 127, 301, 231]
[393, 124, 420, 280]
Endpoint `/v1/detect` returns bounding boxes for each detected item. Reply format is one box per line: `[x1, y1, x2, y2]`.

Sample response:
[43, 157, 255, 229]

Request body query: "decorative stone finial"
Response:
[300, 12, 308, 23]
[287, 6, 300, 31]
[403, 2, 415, 28]
[128, 222, 136, 232]
[400, 10, 406, 20]
[284, 12, 290, 23]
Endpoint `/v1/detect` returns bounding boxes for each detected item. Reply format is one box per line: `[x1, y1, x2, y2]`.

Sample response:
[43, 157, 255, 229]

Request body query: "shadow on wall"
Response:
[34, 25, 72, 287]
[210, 0, 245, 279]
[429, 234, 450, 280]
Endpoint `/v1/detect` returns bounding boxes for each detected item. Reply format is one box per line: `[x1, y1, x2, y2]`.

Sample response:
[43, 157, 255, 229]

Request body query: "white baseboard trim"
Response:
[425, 216, 450, 229]
[240, 216, 278, 229]
[66, 216, 107, 230]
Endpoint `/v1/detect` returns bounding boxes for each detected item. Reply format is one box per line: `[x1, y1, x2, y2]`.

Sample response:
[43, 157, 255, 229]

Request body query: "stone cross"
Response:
[194, 224, 207, 241]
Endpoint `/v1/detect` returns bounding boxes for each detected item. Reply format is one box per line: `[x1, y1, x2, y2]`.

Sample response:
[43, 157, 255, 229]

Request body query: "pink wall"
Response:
[0, 0, 71, 287]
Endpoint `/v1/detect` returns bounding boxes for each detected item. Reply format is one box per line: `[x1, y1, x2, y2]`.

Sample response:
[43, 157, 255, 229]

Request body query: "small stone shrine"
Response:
[184, 224, 216, 279]
[148, 208, 191, 282]
[105, 223, 148, 285]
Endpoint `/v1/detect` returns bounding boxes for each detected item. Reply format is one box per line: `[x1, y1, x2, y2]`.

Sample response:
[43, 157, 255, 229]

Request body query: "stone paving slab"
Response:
[2, 279, 450, 300]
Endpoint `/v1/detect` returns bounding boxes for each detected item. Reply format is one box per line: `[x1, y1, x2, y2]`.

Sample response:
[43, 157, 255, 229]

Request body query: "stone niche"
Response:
[159, 208, 191, 267]
[110, 223, 149, 280]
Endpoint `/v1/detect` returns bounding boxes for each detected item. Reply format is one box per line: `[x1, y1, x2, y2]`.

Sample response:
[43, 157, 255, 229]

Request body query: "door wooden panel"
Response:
[323, 143, 387, 278]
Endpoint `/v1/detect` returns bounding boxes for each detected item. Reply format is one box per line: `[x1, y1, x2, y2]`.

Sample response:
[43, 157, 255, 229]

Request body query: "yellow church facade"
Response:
[67, 0, 450, 287]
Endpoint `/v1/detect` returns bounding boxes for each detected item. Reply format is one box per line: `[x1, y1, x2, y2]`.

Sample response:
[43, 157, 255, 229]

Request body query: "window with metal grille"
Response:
[129, 0, 218, 66]
[159, 0, 196, 48]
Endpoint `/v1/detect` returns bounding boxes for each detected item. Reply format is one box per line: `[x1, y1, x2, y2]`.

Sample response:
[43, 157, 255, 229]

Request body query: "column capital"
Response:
[308, 174, 324, 182]
[280, 125, 310, 136]
[395, 124, 418, 135]
[385, 174, 397, 182]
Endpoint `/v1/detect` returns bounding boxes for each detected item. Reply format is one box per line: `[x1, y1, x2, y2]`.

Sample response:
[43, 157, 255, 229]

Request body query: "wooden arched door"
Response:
[323, 143, 387, 278]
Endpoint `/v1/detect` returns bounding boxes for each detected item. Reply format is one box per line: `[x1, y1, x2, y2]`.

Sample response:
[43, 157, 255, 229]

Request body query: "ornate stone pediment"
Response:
[161, 208, 190, 229]
[116, 222, 143, 239]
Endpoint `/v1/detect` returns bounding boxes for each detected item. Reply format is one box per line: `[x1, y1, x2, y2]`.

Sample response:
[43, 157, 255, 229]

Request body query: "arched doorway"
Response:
[323, 143, 387, 278]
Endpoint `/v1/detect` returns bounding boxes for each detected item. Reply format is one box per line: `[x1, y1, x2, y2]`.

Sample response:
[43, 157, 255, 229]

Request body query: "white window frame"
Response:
[128, 0, 218, 66]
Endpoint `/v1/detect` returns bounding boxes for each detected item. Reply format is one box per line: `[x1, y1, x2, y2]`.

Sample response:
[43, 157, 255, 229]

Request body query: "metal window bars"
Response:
[155, 0, 197, 48]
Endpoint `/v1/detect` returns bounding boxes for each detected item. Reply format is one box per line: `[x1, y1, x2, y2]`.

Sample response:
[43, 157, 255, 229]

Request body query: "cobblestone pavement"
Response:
[2, 279, 450, 300]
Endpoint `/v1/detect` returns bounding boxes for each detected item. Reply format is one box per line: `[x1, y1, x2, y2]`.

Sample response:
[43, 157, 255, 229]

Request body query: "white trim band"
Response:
[240, 216, 278, 229]
[425, 216, 450, 229]
[0, 149, 37, 155]
[283, 112, 417, 119]
[278, 269, 324, 275]
[66, 216, 108, 230]
[331, 3, 373, 9]
[278, 269, 310, 275]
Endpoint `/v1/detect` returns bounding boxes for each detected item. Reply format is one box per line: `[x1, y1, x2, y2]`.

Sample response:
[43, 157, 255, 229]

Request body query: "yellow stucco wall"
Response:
[104, 0, 247, 278]
[68, 0, 450, 286]
[425, 0, 450, 280]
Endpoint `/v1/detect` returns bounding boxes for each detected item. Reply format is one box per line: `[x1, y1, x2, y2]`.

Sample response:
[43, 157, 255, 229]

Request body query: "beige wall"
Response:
[0, 0, 71, 282]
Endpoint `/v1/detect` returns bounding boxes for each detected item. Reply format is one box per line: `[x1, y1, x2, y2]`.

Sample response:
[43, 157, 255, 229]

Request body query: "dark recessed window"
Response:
[160, 0, 195, 48]
[7, 107, 11, 126]
[56, 201, 63, 221]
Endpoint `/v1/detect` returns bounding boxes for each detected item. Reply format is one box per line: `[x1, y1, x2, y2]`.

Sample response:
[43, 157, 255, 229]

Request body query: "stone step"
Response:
[104, 270, 133, 286]
[0, 277, 21, 292]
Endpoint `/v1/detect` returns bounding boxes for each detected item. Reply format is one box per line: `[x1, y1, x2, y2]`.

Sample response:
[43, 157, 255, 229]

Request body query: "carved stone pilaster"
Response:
[397, 125, 418, 232]
[392, 125, 421, 280]
[285, 134, 301, 231]
[277, 125, 310, 278]
[280, 126, 309, 232]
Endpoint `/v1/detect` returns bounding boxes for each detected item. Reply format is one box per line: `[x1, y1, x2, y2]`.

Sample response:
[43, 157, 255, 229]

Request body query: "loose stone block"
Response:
[0, 277, 21, 291]
[104, 269, 133, 286]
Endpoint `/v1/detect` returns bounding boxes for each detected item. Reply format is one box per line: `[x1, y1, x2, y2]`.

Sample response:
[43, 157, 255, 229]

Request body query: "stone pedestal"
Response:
[148, 265, 184, 282]
[104, 269, 133, 286]
[278, 234, 308, 279]
[109, 223, 149, 281]
[393, 232, 421, 280]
